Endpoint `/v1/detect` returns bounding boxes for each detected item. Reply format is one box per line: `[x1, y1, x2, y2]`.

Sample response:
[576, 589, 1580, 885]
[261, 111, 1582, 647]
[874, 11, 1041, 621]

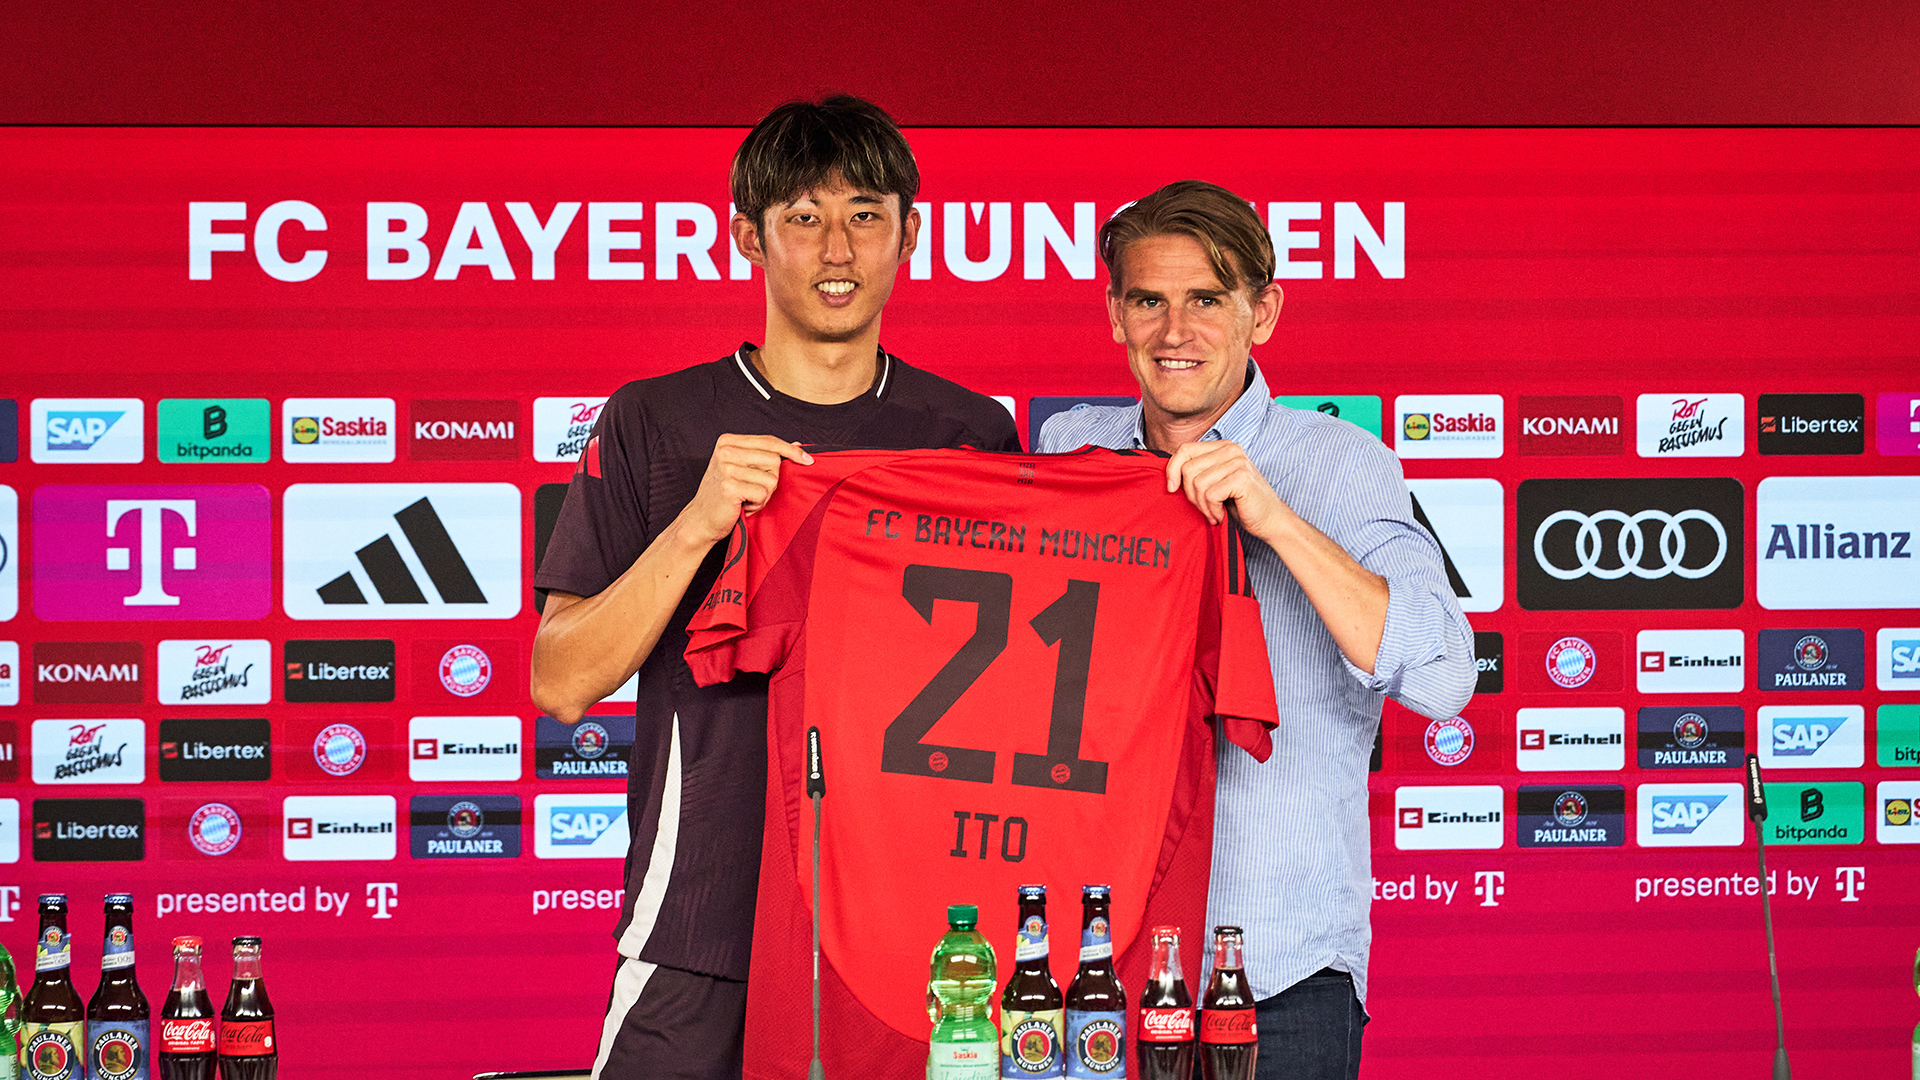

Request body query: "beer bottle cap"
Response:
[38, 893, 68, 905]
[1082, 884, 1110, 898]
[232, 935, 263, 947]
[947, 904, 978, 929]
[103, 893, 133, 906]
[1017, 885, 1046, 899]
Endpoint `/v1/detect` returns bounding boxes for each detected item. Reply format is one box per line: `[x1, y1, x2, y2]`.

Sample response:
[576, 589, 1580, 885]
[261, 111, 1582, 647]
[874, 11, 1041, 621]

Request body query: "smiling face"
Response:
[1107, 232, 1282, 445]
[734, 176, 920, 347]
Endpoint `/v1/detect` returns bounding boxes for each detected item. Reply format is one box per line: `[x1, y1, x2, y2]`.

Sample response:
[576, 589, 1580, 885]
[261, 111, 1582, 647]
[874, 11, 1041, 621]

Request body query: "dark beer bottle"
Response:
[1062, 886, 1125, 1079]
[87, 894, 151, 1080]
[1134, 927, 1194, 1080]
[1197, 927, 1256, 1080]
[159, 937, 217, 1080]
[216, 938, 275, 1080]
[21, 894, 85, 1080]
[999, 885, 1064, 1078]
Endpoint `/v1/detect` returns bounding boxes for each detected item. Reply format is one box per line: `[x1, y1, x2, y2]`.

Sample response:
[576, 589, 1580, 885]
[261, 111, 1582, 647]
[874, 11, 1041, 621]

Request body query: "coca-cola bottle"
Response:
[1197, 927, 1256, 1080]
[1062, 886, 1125, 1079]
[21, 894, 85, 1080]
[159, 937, 217, 1080]
[1134, 927, 1194, 1080]
[86, 894, 151, 1080]
[216, 938, 275, 1080]
[999, 885, 1064, 1078]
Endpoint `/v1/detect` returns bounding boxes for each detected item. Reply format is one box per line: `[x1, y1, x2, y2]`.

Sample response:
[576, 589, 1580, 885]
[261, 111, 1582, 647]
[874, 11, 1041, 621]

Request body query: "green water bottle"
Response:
[929, 904, 1000, 1080]
[0, 941, 21, 1080]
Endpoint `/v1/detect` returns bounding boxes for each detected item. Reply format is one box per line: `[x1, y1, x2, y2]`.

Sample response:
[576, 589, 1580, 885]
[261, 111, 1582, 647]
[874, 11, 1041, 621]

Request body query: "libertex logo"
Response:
[31, 485, 272, 621]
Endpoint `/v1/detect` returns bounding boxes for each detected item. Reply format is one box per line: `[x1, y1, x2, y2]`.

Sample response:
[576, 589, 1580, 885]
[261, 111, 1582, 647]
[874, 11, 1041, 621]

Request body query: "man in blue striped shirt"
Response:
[1037, 181, 1476, 1080]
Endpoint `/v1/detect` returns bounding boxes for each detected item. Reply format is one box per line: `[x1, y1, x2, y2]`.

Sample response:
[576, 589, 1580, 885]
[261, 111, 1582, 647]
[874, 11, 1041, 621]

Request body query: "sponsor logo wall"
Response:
[0, 127, 1913, 1080]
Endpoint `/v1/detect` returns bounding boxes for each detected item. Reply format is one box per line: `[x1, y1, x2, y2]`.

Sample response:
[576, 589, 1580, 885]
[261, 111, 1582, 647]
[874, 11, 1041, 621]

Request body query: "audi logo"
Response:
[1533, 509, 1728, 581]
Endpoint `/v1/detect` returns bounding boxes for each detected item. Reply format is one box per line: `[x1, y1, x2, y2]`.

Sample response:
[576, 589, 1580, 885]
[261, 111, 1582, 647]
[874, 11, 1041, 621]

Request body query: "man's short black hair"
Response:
[730, 95, 920, 230]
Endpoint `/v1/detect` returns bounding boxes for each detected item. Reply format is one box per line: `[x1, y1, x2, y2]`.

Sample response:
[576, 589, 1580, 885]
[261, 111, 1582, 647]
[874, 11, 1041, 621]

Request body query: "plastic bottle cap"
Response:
[947, 904, 978, 929]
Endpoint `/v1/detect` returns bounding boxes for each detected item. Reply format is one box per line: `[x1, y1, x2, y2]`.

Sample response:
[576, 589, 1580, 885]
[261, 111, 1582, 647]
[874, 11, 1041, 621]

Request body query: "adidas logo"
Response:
[282, 483, 522, 621]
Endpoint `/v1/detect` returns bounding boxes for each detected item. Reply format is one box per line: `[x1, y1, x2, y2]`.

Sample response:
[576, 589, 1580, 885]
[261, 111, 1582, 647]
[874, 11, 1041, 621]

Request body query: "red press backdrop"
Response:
[1, 126, 1917, 1077]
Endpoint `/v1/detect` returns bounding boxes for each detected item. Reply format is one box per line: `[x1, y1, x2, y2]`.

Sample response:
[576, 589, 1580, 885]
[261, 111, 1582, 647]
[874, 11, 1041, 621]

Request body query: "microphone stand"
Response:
[1746, 754, 1790, 1080]
[807, 727, 827, 1080]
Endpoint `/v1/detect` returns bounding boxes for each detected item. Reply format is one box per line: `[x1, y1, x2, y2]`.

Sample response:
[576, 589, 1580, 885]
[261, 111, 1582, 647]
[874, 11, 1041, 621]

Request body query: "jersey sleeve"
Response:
[1205, 523, 1281, 762]
[532, 385, 650, 605]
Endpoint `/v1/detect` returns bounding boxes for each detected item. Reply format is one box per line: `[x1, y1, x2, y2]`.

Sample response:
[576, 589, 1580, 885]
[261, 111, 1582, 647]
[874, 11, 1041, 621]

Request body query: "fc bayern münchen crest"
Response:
[1793, 635, 1829, 671]
[1545, 636, 1597, 688]
[1424, 715, 1476, 766]
[439, 644, 493, 697]
[313, 723, 368, 777]
[189, 802, 243, 856]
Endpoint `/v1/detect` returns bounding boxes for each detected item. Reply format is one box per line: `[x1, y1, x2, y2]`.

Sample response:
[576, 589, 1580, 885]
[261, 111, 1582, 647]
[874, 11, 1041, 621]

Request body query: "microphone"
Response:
[808, 728, 827, 1080]
[1746, 753, 1790, 1080]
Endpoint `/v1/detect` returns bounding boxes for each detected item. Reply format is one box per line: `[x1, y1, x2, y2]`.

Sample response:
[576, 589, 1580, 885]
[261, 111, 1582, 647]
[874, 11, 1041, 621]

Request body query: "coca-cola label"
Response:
[90, 1020, 149, 1080]
[219, 1020, 275, 1056]
[1138, 1006, 1194, 1042]
[1014, 914, 1048, 962]
[160, 1017, 218, 1053]
[1199, 1007, 1258, 1044]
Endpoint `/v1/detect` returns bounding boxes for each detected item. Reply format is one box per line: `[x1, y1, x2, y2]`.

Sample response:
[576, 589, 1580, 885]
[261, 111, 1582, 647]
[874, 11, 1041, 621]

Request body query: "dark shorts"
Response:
[591, 957, 748, 1080]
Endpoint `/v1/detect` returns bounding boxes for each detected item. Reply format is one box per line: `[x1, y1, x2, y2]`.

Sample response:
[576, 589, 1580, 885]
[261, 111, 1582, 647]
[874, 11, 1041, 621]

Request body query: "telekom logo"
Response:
[33, 485, 271, 621]
[106, 499, 196, 606]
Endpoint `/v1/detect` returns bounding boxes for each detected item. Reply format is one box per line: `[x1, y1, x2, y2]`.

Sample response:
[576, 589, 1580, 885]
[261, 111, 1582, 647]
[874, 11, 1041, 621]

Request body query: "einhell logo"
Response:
[408, 716, 522, 781]
[1517, 395, 1623, 456]
[407, 400, 520, 461]
[33, 641, 143, 704]
[282, 795, 398, 861]
[282, 639, 395, 702]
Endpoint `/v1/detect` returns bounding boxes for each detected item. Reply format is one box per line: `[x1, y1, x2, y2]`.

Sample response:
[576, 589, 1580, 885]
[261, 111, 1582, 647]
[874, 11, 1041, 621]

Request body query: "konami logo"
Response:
[1517, 395, 1623, 456]
[407, 400, 520, 461]
[32, 641, 143, 704]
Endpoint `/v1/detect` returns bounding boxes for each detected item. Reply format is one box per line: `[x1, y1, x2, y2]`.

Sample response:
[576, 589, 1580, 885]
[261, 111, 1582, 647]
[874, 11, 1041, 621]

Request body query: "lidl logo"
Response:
[1877, 781, 1920, 844]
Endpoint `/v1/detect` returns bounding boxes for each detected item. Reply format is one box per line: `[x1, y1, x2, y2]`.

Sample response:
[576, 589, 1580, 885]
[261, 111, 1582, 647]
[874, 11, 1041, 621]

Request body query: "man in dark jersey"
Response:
[530, 96, 1020, 1080]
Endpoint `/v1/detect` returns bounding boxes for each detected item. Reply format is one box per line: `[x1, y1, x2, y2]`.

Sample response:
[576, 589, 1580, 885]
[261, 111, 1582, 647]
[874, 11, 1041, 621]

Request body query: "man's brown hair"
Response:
[730, 95, 920, 231]
[1100, 180, 1276, 296]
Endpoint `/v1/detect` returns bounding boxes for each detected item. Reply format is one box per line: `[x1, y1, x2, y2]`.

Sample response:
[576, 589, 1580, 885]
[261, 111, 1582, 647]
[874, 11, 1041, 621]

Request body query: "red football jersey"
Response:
[686, 446, 1279, 1078]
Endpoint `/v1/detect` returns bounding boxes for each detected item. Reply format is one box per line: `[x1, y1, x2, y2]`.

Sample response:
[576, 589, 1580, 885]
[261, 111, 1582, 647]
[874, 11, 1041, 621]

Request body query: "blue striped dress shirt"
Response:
[1037, 360, 1477, 1004]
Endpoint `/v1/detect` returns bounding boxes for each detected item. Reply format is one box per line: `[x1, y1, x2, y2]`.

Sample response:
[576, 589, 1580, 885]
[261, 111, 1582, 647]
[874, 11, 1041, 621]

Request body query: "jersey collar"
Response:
[732, 343, 894, 403]
[1130, 358, 1273, 450]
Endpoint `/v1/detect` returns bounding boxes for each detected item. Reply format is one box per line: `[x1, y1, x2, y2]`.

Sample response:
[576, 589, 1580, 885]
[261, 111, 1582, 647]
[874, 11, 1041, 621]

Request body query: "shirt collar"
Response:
[1130, 358, 1273, 450]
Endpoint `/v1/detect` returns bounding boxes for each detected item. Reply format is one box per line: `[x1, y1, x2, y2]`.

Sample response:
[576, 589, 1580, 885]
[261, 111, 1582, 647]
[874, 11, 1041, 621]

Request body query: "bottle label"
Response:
[89, 1020, 149, 1080]
[1015, 915, 1049, 963]
[1137, 1007, 1194, 1043]
[34, 928, 69, 973]
[1078, 916, 1111, 963]
[999, 1009, 1064, 1077]
[101, 926, 134, 972]
[1064, 1010, 1126, 1078]
[1198, 1007, 1258, 1045]
[21, 1023, 83, 1080]
[219, 1020, 275, 1056]
[159, 1017, 217, 1054]
[928, 1036, 1000, 1080]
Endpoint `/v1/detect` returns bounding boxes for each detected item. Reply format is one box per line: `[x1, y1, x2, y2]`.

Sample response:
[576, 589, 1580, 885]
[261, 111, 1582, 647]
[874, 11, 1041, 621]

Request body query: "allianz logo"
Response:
[1522, 415, 1616, 436]
[1649, 794, 1725, 834]
[1763, 523, 1912, 560]
[414, 420, 513, 441]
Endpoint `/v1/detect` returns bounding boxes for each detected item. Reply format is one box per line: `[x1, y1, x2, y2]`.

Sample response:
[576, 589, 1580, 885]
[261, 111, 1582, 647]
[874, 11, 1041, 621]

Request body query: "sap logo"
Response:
[31, 399, 145, 464]
[1649, 794, 1726, 834]
[1893, 641, 1920, 678]
[1771, 717, 1847, 756]
[549, 809, 619, 844]
[45, 412, 124, 450]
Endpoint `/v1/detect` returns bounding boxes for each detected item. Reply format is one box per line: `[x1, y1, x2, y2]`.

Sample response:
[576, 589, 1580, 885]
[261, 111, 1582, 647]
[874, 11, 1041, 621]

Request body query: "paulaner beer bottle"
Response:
[21, 895, 85, 1080]
[1197, 927, 1256, 1080]
[159, 937, 216, 1080]
[999, 886, 1064, 1078]
[87, 894, 151, 1080]
[1134, 927, 1194, 1080]
[1062, 886, 1125, 1079]
[216, 938, 275, 1080]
